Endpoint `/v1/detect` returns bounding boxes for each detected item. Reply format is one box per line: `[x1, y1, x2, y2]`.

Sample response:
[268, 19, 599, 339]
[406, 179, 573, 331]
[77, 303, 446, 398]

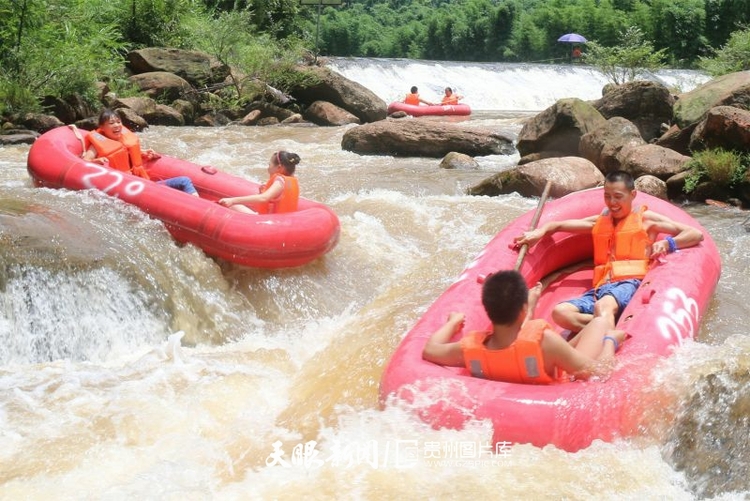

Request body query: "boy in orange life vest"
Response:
[513, 170, 704, 334]
[218, 151, 300, 214]
[404, 86, 434, 106]
[422, 270, 627, 382]
[80, 109, 199, 196]
[441, 87, 462, 105]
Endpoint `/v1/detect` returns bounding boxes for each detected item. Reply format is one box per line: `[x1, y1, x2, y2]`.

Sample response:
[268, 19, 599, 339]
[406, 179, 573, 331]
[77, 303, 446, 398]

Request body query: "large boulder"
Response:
[654, 123, 696, 156]
[127, 47, 230, 88]
[21, 113, 64, 133]
[142, 104, 185, 126]
[303, 100, 360, 126]
[290, 66, 387, 123]
[634, 174, 668, 200]
[468, 157, 604, 197]
[516, 98, 606, 158]
[341, 119, 515, 157]
[41, 94, 95, 124]
[591, 80, 675, 142]
[245, 101, 298, 122]
[620, 143, 691, 180]
[128, 72, 194, 103]
[114, 96, 158, 115]
[673, 70, 750, 128]
[689, 105, 750, 153]
[579, 117, 646, 174]
[0, 132, 38, 145]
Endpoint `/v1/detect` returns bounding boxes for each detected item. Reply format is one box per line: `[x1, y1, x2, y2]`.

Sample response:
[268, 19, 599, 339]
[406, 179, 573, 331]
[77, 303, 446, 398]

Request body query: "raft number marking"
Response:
[657, 287, 699, 344]
[82, 164, 145, 196]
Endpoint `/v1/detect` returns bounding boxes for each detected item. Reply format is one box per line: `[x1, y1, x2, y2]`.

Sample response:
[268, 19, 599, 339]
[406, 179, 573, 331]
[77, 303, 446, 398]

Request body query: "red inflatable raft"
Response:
[387, 102, 471, 117]
[26, 126, 340, 268]
[379, 188, 721, 451]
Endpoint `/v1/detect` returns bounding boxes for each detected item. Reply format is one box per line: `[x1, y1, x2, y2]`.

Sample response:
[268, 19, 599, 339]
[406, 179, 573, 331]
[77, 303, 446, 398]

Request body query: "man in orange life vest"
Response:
[404, 86, 434, 106]
[422, 270, 627, 383]
[80, 109, 198, 196]
[513, 170, 704, 334]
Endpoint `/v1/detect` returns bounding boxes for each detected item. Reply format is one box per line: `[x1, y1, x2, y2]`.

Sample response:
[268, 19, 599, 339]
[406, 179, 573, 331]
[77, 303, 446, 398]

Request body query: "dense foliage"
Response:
[583, 26, 667, 85]
[1, 0, 748, 117]
[0, 0, 308, 116]
[308, 0, 750, 66]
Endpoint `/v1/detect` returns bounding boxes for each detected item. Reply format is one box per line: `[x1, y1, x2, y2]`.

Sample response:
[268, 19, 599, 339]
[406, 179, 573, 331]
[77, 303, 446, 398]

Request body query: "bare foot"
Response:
[528, 282, 543, 312]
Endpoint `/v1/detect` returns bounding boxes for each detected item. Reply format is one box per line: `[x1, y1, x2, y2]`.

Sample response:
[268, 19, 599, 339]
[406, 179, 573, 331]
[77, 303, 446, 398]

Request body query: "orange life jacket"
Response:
[404, 93, 421, 105]
[592, 205, 651, 288]
[257, 173, 299, 214]
[87, 127, 149, 180]
[460, 319, 560, 384]
[441, 95, 459, 105]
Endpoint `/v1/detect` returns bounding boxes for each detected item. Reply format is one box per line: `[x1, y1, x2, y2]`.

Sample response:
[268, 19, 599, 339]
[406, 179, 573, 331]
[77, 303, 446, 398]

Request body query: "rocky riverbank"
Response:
[2, 47, 748, 206]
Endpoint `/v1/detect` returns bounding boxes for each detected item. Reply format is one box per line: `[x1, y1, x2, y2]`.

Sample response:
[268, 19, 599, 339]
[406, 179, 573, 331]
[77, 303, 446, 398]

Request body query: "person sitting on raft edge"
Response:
[404, 86, 434, 106]
[422, 270, 628, 383]
[218, 150, 300, 214]
[73, 108, 199, 196]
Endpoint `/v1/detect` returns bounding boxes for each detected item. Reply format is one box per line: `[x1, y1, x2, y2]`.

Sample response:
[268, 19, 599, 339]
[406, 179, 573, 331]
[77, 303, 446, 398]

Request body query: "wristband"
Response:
[603, 335, 619, 351]
[665, 236, 677, 253]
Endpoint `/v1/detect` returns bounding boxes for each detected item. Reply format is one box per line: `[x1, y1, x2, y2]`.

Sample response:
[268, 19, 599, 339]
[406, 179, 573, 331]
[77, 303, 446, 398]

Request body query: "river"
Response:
[0, 59, 748, 499]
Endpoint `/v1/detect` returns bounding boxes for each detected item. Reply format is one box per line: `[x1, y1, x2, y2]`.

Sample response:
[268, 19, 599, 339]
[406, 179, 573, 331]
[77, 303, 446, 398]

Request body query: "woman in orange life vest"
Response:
[513, 170, 704, 334]
[218, 151, 300, 214]
[440, 87, 462, 105]
[422, 270, 628, 383]
[80, 109, 198, 196]
[404, 86, 434, 106]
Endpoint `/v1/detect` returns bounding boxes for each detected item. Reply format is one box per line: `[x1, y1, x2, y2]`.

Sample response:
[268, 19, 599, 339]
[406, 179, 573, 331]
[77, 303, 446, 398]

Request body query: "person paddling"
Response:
[513, 170, 704, 334]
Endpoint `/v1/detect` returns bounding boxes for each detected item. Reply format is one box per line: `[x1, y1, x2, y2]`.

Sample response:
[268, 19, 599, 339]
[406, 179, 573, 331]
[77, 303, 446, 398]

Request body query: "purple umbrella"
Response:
[557, 33, 587, 43]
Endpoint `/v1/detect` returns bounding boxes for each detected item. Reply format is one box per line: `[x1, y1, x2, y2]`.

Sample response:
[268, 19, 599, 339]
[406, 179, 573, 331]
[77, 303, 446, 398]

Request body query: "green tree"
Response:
[507, 12, 548, 61]
[1, 0, 130, 116]
[704, 0, 750, 48]
[649, 0, 707, 65]
[699, 27, 750, 75]
[584, 26, 667, 84]
[184, 10, 311, 104]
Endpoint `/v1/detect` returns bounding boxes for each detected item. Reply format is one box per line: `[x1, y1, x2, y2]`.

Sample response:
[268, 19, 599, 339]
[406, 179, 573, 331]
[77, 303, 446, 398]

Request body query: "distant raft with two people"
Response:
[387, 101, 472, 117]
[26, 126, 340, 268]
[378, 188, 721, 452]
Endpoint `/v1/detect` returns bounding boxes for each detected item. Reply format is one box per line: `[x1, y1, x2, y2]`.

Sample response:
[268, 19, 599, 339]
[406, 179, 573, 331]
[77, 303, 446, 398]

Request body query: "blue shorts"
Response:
[564, 279, 642, 315]
[159, 176, 197, 195]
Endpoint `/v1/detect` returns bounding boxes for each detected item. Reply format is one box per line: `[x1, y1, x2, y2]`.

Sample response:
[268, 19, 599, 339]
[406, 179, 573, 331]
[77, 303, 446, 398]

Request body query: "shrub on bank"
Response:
[684, 148, 749, 194]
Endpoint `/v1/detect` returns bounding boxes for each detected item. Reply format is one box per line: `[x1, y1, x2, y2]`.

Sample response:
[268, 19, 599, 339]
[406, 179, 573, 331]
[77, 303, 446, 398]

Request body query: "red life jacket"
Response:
[460, 319, 561, 384]
[441, 95, 459, 105]
[592, 205, 651, 288]
[87, 127, 149, 180]
[257, 173, 299, 214]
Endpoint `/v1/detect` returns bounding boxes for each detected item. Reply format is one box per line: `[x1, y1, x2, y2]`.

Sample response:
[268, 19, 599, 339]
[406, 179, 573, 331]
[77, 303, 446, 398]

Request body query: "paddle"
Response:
[514, 180, 552, 271]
